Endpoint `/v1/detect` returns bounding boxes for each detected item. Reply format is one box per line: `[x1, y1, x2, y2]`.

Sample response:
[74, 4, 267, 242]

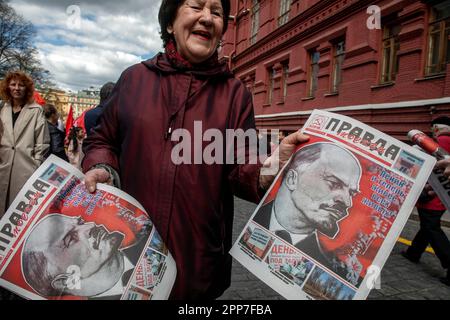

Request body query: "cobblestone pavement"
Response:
[219, 198, 450, 300]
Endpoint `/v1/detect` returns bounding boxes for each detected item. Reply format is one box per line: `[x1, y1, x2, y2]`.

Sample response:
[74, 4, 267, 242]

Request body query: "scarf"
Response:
[165, 39, 221, 71]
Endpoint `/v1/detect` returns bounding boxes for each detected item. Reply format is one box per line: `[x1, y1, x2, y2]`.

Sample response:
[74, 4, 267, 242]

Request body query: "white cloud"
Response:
[10, 0, 164, 91]
[37, 43, 142, 91]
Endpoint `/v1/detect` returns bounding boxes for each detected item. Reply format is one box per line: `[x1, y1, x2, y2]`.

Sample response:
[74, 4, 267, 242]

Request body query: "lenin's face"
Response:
[286, 148, 361, 238]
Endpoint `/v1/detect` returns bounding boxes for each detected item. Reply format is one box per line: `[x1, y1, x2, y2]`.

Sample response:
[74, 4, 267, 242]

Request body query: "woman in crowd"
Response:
[43, 104, 69, 161]
[67, 126, 85, 169]
[0, 71, 49, 218]
[83, 0, 308, 299]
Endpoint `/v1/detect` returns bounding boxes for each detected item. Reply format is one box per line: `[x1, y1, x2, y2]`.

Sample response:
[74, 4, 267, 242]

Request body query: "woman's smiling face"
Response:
[168, 0, 224, 64]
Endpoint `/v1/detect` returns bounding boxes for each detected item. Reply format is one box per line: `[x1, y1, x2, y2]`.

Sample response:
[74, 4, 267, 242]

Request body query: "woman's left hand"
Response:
[278, 130, 311, 168]
[259, 130, 310, 190]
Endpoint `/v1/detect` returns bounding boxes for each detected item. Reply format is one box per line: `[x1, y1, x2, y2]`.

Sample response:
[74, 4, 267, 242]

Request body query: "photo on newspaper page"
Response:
[230, 110, 436, 300]
[0, 155, 176, 300]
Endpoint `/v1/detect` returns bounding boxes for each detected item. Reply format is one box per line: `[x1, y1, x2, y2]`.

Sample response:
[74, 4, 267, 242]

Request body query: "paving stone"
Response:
[418, 288, 450, 300]
[231, 273, 254, 282]
[367, 290, 384, 299]
[377, 284, 401, 296]
[405, 279, 438, 291]
[396, 293, 428, 300]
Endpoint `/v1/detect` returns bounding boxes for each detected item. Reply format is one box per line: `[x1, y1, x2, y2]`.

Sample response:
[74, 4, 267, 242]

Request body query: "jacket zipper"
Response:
[163, 73, 194, 141]
[165, 114, 176, 141]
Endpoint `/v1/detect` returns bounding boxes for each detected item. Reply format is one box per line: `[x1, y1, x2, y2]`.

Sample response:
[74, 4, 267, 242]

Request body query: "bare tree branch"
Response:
[0, 0, 51, 87]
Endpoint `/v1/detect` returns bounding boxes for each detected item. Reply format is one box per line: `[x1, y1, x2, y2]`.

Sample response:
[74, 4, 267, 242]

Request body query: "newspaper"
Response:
[0, 155, 176, 300]
[230, 110, 436, 300]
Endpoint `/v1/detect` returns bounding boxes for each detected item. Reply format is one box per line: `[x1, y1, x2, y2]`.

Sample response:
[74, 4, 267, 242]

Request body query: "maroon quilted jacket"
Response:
[82, 53, 263, 300]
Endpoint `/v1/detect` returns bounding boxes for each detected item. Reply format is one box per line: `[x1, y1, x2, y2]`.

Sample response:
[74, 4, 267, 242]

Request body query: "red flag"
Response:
[33, 92, 46, 106]
[65, 105, 74, 136]
[74, 110, 87, 134]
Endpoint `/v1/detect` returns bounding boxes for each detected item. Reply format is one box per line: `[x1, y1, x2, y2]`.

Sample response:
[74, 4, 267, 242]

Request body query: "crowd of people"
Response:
[0, 72, 116, 300]
[0, 0, 450, 300]
[0, 71, 117, 217]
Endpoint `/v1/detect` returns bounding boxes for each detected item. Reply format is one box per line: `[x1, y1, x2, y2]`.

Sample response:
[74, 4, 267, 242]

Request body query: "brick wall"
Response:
[221, 0, 450, 138]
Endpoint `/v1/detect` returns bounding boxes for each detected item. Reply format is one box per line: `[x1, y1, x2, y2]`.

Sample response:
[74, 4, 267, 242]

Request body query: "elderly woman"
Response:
[83, 0, 308, 299]
[0, 71, 50, 218]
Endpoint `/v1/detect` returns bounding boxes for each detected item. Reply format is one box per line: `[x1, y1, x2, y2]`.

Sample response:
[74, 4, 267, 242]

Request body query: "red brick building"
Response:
[221, 0, 450, 141]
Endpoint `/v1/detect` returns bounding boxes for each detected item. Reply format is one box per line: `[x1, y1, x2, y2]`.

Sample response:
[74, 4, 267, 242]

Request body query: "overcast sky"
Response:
[10, 0, 163, 91]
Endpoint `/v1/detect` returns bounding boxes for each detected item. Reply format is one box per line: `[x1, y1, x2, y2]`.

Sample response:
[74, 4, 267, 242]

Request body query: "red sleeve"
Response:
[417, 134, 450, 210]
[437, 135, 450, 154]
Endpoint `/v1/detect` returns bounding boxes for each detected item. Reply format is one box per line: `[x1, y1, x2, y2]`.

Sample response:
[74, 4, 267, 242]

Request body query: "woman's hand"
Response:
[278, 131, 311, 169]
[259, 130, 310, 190]
[84, 168, 113, 193]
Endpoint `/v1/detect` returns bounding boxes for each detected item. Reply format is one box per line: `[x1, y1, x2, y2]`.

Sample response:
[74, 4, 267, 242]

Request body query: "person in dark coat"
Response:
[82, 0, 309, 300]
[84, 82, 115, 137]
[402, 116, 450, 286]
[43, 104, 68, 161]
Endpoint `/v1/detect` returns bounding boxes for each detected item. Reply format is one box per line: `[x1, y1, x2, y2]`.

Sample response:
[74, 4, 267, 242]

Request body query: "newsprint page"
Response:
[0, 155, 176, 300]
[231, 110, 436, 300]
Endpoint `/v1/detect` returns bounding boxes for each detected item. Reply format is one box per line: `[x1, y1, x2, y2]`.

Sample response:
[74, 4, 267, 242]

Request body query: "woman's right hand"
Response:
[84, 168, 112, 193]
